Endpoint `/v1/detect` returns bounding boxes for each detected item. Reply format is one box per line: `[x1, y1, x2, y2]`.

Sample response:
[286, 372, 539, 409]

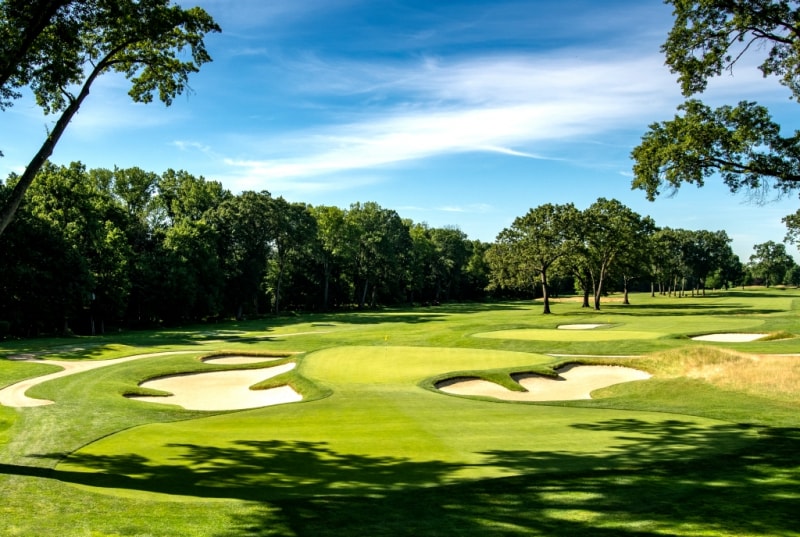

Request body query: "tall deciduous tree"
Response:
[581, 198, 651, 310]
[266, 198, 317, 314]
[0, 0, 220, 236]
[310, 205, 352, 310]
[488, 203, 580, 314]
[750, 240, 795, 286]
[346, 202, 411, 308]
[631, 1, 800, 222]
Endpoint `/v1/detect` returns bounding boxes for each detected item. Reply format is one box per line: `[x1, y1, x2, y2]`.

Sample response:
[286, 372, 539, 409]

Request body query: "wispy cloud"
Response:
[219, 51, 680, 187]
[437, 204, 493, 214]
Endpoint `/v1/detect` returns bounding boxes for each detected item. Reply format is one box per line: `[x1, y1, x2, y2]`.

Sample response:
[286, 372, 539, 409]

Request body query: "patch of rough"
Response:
[127, 362, 301, 411]
[691, 333, 766, 342]
[557, 324, 607, 330]
[438, 365, 651, 401]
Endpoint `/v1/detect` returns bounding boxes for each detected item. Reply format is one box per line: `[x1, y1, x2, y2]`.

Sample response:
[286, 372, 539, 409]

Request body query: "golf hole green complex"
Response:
[56, 346, 740, 502]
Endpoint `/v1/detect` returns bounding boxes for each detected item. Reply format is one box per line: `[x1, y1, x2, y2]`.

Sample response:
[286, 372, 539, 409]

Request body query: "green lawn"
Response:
[1, 289, 799, 536]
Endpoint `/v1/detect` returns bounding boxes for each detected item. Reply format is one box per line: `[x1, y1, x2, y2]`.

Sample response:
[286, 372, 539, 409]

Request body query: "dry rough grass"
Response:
[642, 347, 800, 403]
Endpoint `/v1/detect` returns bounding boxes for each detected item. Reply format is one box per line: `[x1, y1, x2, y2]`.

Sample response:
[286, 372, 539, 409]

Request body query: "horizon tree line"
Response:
[0, 162, 796, 337]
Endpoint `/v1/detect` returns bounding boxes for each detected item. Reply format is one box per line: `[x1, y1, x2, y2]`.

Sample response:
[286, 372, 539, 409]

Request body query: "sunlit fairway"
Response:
[1, 289, 800, 536]
[474, 328, 659, 341]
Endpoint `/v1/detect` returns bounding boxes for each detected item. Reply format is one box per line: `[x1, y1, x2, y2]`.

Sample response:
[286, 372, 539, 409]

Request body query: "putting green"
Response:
[474, 328, 659, 341]
[57, 346, 750, 501]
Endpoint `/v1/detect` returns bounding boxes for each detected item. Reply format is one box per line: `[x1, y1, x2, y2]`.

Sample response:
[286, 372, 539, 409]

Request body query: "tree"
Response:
[0, 0, 220, 236]
[580, 199, 651, 310]
[310, 205, 352, 310]
[487, 203, 581, 314]
[749, 240, 794, 286]
[346, 202, 411, 308]
[265, 198, 317, 314]
[682, 229, 735, 295]
[0, 0, 74, 105]
[631, 1, 800, 216]
[649, 227, 690, 296]
[214, 191, 273, 319]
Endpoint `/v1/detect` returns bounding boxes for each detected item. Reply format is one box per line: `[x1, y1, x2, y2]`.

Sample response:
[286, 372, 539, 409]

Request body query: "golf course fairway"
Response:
[57, 346, 748, 501]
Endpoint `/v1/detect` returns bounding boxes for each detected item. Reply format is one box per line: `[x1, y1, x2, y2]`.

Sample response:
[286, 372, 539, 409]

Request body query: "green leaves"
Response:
[664, 0, 800, 98]
[631, 99, 800, 200]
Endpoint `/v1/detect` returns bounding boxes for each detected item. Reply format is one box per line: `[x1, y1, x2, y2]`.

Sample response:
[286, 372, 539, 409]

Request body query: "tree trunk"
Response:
[322, 259, 330, 310]
[540, 269, 551, 314]
[359, 279, 369, 309]
[0, 53, 104, 237]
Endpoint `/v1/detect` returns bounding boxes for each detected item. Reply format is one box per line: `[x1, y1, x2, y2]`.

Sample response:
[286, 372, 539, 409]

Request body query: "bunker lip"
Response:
[0, 351, 198, 407]
[127, 362, 302, 411]
[437, 364, 651, 402]
[0, 352, 295, 408]
[691, 333, 767, 342]
[557, 324, 608, 330]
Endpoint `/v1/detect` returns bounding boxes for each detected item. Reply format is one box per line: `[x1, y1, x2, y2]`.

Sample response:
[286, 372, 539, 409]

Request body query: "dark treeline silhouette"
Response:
[0, 163, 493, 336]
[2, 162, 781, 337]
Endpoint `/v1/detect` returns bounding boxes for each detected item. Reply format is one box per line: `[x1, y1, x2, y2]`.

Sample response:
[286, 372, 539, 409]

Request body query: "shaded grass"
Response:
[1, 288, 800, 535]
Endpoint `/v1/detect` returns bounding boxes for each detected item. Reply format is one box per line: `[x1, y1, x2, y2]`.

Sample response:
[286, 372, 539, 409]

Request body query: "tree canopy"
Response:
[0, 0, 220, 236]
[631, 1, 800, 221]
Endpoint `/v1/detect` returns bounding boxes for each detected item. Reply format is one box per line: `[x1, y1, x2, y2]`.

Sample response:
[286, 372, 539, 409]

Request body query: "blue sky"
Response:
[2, 0, 800, 261]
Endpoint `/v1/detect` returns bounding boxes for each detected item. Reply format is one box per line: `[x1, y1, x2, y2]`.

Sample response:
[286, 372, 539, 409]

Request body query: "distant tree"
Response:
[750, 240, 794, 286]
[631, 1, 800, 230]
[429, 226, 470, 302]
[406, 222, 437, 304]
[649, 228, 689, 296]
[785, 263, 800, 287]
[346, 202, 411, 308]
[487, 203, 581, 314]
[683, 229, 735, 295]
[0, 0, 220, 237]
[310, 205, 353, 310]
[580, 199, 651, 310]
[214, 191, 273, 319]
[463, 240, 491, 301]
[265, 198, 317, 314]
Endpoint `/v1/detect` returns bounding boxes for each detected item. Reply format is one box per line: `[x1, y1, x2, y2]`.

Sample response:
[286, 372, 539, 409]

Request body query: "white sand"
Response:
[691, 333, 766, 342]
[557, 324, 606, 330]
[202, 356, 282, 365]
[0, 351, 197, 407]
[438, 364, 651, 401]
[127, 362, 301, 410]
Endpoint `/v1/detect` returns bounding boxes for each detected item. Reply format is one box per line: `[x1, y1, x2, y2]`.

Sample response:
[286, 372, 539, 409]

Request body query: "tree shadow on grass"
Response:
[3, 420, 798, 536]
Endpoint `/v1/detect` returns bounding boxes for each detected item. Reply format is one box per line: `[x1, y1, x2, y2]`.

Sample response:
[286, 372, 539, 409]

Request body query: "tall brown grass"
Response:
[639, 346, 800, 403]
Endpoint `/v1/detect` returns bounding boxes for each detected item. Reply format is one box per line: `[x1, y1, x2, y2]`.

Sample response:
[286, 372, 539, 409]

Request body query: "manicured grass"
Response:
[1, 288, 799, 536]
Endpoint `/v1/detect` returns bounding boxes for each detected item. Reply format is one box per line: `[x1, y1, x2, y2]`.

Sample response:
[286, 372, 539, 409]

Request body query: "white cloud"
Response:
[219, 52, 680, 187]
[437, 204, 493, 214]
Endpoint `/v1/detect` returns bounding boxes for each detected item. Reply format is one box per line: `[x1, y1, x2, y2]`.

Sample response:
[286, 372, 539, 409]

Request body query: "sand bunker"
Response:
[127, 362, 302, 411]
[558, 324, 606, 330]
[691, 333, 766, 342]
[0, 351, 197, 408]
[201, 356, 282, 365]
[438, 364, 651, 401]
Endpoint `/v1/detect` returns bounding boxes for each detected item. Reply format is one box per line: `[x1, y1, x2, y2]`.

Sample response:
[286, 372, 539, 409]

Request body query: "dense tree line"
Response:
[2, 162, 798, 336]
[0, 163, 489, 336]
[486, 200, 799, 313]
